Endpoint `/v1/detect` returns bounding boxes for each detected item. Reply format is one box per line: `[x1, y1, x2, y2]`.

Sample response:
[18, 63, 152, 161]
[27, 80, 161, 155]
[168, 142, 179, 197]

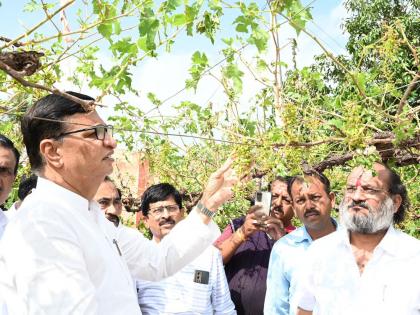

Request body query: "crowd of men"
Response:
[0, 92, 418, 315]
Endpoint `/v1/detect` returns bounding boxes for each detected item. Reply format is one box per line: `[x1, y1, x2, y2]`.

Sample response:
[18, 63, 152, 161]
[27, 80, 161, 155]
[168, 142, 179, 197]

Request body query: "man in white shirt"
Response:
[0, 92, 237, 315]
[0, 134, 20, 315]
[0, 134, 20, 236]
[296, 163, 420, 315]
[137, 183, 236, 315]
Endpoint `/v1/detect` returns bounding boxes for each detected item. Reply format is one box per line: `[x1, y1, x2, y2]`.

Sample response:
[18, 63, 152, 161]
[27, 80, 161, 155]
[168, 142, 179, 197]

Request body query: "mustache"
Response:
[159, 218, 175, 226]
[304, 208, 320, 217]
[348, 201, 370, 210]
[272, 206, 283, 213]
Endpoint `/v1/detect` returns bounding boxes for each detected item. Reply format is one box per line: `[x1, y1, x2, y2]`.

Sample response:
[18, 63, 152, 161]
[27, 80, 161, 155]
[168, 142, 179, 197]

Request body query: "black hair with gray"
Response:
[287, 171, 331, 198]
[21, 92, 93, 172]
[384, 165, 409, 224]
[141, 183, 182, 217]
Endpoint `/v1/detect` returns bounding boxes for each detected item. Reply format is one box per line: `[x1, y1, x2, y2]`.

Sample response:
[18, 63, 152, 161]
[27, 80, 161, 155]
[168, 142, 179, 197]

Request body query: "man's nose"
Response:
[103, 133, 117, 149]
[160, 207, 171, 218]
[305, 198, 315, 209]
[352, 186, 365, 202]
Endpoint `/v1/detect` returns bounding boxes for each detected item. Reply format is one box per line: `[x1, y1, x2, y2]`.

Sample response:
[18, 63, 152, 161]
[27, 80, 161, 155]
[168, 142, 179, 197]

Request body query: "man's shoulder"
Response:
[392, 228, 420, 257]
[275, 226, 309, 248]
[306, 230, 343, 256]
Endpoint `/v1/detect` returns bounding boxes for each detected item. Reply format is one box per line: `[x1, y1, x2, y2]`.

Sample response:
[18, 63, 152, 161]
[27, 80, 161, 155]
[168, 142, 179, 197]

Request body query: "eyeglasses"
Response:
[55, 125, 113, 140]
[148, 204, 180, 219]
[97, 197, 122, 209]
[345, 185, 388, 199]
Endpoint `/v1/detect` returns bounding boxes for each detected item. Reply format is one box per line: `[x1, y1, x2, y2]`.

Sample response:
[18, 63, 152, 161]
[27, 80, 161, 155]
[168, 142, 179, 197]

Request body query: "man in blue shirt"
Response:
[264, 171, 338, 315]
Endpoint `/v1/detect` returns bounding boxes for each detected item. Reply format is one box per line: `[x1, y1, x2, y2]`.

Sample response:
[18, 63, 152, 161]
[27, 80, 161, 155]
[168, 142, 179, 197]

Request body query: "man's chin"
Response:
[160, 223, 175, 232]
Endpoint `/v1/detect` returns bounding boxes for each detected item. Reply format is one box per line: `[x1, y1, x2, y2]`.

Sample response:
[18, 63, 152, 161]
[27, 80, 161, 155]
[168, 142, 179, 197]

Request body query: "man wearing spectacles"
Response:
[137, 183, 236, 315]
[297, 163, 420, 315]
[0, 92, 237, 315]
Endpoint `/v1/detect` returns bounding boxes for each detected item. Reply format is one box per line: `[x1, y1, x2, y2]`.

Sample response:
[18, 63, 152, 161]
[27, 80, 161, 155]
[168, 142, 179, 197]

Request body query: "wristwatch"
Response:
[196, 202, 216, 218]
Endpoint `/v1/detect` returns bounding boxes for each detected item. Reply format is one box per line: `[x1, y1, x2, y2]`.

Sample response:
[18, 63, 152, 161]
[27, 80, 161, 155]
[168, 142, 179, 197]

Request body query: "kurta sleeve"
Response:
[118, 208, 221, 281]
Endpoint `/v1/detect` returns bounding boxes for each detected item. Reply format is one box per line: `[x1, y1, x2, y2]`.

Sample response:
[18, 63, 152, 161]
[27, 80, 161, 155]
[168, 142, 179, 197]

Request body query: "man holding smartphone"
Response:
[214, 176, 295, 315]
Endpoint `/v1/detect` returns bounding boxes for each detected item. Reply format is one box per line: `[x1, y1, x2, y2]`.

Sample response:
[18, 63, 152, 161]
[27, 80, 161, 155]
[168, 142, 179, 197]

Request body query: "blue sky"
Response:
[0, 1, 349, 118]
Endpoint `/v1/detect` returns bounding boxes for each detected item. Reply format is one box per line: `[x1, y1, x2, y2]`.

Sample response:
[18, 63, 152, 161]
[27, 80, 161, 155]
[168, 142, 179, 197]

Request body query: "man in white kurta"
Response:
[0, 92, 236, 314]
[296, 163, 420, 315]
[0, 134, 20, 315]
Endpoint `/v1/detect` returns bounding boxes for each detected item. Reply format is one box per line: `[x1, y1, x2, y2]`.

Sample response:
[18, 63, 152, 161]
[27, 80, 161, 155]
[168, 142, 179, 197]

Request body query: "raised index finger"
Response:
[212, 157, 234, 178]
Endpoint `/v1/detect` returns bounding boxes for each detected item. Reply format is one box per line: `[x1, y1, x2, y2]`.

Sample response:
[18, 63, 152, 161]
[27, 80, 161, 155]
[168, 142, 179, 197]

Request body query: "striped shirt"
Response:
[136, 245, 236, 315]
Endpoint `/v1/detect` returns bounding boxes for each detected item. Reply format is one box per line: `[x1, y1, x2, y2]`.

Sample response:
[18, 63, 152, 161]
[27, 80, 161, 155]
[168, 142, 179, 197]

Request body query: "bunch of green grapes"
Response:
[232, 143, 255, 180]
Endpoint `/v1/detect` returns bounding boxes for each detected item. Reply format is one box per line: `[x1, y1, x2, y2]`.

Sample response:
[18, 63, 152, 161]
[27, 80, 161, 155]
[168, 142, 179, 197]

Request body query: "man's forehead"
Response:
[292, 176, 325, 195]
[95, 181, 118, 198]
[0, 147, 16, 167]
[149, 196, 176, 207]
[347, 163, 389, 188]
[64, 111, 105, 128]
[271, 180, 287, 194]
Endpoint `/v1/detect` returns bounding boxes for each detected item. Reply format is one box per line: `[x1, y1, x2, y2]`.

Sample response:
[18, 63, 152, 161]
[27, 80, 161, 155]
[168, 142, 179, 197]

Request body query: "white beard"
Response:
[339, 197, 395, 234]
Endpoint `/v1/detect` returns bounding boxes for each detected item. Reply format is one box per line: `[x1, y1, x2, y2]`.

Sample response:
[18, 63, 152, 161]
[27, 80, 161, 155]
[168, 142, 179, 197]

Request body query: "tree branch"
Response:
[1, 0, 75, 49]
[0, 59, 98, 112]
[397, 73, 420, 115]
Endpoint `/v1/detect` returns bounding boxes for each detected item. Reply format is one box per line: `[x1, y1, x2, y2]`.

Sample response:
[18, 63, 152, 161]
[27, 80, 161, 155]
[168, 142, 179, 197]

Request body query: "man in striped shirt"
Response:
[136, 183, 236, 315]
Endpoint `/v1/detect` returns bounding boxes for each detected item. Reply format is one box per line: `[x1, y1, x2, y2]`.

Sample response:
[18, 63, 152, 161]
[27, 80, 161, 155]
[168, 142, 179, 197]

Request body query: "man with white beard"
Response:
[296, 162, 420, 315]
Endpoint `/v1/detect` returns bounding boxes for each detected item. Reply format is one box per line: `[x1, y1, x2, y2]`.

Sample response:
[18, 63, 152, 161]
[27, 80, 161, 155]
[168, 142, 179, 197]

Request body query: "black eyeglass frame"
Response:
[54, 124, 113, 140]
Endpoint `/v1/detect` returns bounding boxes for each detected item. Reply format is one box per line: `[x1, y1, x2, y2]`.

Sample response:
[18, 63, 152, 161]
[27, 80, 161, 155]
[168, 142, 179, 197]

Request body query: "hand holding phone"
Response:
[253, 191, 272, 228]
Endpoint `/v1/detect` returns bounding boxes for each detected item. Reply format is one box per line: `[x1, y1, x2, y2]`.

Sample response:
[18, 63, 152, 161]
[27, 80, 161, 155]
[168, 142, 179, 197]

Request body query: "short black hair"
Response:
[141, 183, 182, 217]
[383, 165, 409, 224]
[103, 176, 122, 199]
[268, 176, 292, 191]
[17, 174, 38, 201]
[288, 171, 331, 198]
[21, 92, 93, 172]
[0, 134, 20, 175]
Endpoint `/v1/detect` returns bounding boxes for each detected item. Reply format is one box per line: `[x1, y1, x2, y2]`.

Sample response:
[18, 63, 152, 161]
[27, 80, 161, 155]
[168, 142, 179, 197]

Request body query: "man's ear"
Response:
[328, 192, 336, 209]
[143, 215, 150, 229]
[39, 139, 63, 168]
[392, 194, 402, 213]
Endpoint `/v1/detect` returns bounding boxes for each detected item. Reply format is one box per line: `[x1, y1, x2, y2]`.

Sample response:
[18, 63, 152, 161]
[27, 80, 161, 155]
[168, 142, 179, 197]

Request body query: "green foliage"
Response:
[0, 0, 418, 237]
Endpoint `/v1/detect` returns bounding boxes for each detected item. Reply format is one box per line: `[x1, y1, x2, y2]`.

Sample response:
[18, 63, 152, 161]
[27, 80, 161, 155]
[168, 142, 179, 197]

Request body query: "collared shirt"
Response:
[137, 245, 236, 315]
[264, 225, 312, 315]
[0, 210, 7, 239]
[0, 210, 7, 315]
[297, 226, 420, 315]
[264, 219, 338, 315]
[0, 177, 219, 315]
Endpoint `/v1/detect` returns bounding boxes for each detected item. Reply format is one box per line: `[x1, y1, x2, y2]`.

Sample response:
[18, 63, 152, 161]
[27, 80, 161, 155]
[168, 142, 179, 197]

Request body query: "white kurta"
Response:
[297, 227, 420, 315]
[0, 177, 219, 315]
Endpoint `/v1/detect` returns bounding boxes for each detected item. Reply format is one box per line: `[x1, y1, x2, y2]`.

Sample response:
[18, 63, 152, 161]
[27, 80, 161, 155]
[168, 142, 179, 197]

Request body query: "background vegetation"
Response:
[0, 0, 418, 237]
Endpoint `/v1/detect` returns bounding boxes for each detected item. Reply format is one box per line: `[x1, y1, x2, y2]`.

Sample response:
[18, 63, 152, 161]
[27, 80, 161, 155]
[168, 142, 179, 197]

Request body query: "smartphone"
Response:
[254, 191, 272, 227]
